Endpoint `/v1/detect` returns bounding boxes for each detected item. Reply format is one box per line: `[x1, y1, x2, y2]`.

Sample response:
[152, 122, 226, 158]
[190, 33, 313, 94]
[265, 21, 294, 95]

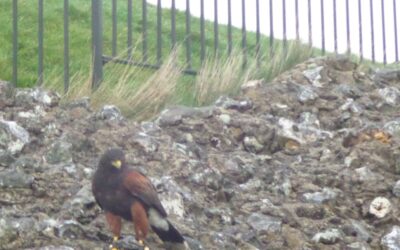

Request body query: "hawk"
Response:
[92, 148, 187, 250]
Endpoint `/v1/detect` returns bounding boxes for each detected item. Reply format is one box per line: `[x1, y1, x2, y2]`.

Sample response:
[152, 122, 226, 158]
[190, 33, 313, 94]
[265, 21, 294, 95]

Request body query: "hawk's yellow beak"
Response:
[111, 160, 122, 169]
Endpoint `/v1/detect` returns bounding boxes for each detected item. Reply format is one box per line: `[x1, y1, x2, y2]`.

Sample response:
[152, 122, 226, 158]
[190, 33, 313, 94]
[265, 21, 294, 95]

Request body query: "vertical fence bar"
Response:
[370, 0, 375, 63]
[92, 0, 103, 90]
[127, 0, 132, 59]
[358, 0, 363, 61]
[394, 0, 399, 62]
[308, 0, 312, 47]
[269, 0, 274, 56]
[185, 0, 192, 69]
[171, 0, 176, 49]
[142, 0, 148, 63]
[64, 0, 69, 92]
[156, 0, 162, 65]
[283, 0, 287, 54]
[333, 0, 337, 54]
[381, 0, 387, 65]
[214, 0, 219, 54]
[38, 0, 44, 86]
[241, 0, 247, 65]
[12, 0, 18, 87]
[256, 0, 260, 66]
[227, 0, 232, 56]
[321, 0, 325, 55]
[200, 0, 205, 61]
[346, 0, 350, 54]
[112, 0, 117, 57]
[295, 0, 299, 41]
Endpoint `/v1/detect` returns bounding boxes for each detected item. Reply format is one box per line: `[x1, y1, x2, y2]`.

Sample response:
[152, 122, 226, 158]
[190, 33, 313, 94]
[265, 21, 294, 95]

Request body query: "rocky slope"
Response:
[1, 57, 400, 250]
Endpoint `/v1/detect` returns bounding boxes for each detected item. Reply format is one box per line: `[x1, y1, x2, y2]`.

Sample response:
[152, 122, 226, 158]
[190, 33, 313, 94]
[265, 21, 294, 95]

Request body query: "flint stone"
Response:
[303, 66, 324, 87]
[0, 218, 18, 245]
[369, 197, 391, 218]
[157, 106, 213, 126]
[96, 105, 124, 121]
[218, 114, 231, 125]
[0, 169, 34, 188]
[30, 88, 60, 106]
[355, 167, 384, 182]
[381, 226, 400, 250]
[71, 184, 96, 207]
[384, 120, 400, 136]
[160, 191, 185, 218]
[215, 96, 253, 111]
[0, 119, 30, 154]
[56, 220, 85, 239]
[393, 180, 400, 197]
[45, 141, 73, 164]
[343, 220, 372, 242]
[374, 69, 400, 82]
[378, 87, 400, 106]
[346, 242, 371, 250]
[241, 79, 264, 91]
[303, 188, 338, 204]
[243, 136, 264, 153]
[297, 86, 318, 103]
[15, 88, 59, 107]
[247, 213, 282, 233]
[26, 246, 75, 250]
[312, 228, 343, 245]
[132, 133, 159, 153]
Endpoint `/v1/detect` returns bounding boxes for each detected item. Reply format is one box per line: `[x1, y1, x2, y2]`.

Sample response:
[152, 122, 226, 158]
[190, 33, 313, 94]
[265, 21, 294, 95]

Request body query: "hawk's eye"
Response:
[111, 160, 122, 169]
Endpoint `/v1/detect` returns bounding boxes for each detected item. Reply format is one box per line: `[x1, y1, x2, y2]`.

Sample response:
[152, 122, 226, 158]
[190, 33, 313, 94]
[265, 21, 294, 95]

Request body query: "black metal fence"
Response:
[9, 0, 400, 91]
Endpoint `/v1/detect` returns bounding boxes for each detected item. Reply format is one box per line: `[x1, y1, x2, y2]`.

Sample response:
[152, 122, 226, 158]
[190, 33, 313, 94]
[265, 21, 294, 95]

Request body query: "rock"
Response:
[303, 188, 338, 204]
[303, 66, 324, 87]
[355, 167, 384, 182]
[312, 228, 343, 245]
[241, 79, 264, 91]
[247, 213, 282, 233]
[45, 140, 73, 164]
[157, 106, 213, 126]
[243, 136, 264, 153]
[218, 114, 231, 125]
[378, 87, 400, 106]
[159, 191, 185, 218]
[346, 242, 371, 250]
[215, 96, 253, 111]
[30, 88, 60, 106]
[0, 169, 34, 188]
[384, 120, 400, 136]
[0, 218, 18, 245]
[96, 105, 124, 121]
[15, 88, 59, 107]
[392, 180, 400, 197]
[55, 220, 85, 240]
[374, 69, 400, 82]
[343, 220, 372, 242]
[369, 197, 391, 218]
[131, 133, 159, 154]
[26, 246, 75, 250]
[70, 184, 96, 207]
[297, 86, 318, 104]
[381, 226, 400, 250]
[0, 119, 30, 154]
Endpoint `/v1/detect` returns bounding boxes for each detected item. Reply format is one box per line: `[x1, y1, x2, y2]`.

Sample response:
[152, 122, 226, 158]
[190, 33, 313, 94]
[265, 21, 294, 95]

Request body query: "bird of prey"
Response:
[92, 148, 187, 250]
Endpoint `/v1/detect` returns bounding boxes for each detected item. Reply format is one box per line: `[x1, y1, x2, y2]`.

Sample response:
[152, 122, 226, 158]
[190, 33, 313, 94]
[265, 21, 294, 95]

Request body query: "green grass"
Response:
[0, 1, 316, 120]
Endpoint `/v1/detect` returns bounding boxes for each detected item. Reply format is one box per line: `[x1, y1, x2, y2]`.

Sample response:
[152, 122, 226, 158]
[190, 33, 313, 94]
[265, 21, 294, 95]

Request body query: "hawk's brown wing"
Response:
[122, 169, 167, 217]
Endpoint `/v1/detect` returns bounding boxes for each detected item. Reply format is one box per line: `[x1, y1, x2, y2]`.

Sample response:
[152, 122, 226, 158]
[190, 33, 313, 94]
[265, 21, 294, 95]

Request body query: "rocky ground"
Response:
[1, 56, 400, 250]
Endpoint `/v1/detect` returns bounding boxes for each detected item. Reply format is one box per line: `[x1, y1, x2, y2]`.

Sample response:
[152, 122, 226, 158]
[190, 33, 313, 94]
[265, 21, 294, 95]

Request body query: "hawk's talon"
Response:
[109, 244, 119, 250]
[138, 240, 150, 250]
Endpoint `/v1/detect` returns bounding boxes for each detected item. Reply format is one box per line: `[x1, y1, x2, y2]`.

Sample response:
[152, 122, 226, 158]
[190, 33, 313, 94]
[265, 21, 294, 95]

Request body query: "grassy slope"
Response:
[0, 1, 315, 120]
